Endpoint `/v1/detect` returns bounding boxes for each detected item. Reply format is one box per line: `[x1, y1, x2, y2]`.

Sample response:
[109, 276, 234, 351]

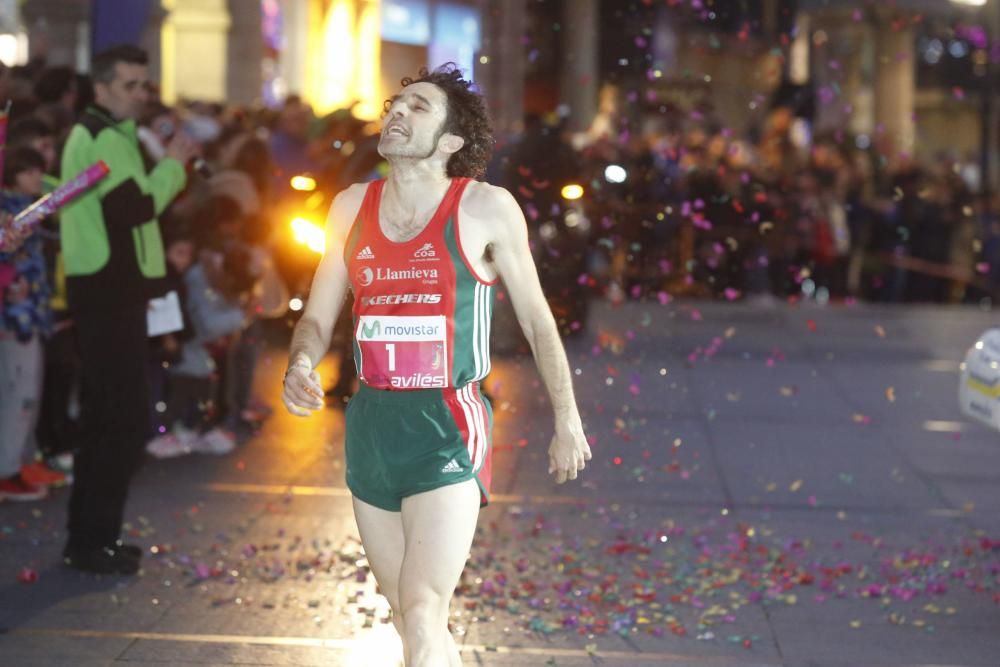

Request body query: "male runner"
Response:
[281, 64, 591, 667]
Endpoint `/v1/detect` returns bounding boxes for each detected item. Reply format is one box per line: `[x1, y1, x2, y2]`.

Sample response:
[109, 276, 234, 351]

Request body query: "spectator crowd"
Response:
[494, 99, 1000, 308]
[0, 46, 365, 531]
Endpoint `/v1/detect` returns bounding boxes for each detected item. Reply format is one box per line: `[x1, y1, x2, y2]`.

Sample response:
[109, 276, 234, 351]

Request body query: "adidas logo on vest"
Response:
[356, 245, 375, 260]
[441, 459, 463, 474]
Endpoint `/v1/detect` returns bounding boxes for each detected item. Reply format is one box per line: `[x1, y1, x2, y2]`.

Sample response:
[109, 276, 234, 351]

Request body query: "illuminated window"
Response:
[381, 0, 431, 45]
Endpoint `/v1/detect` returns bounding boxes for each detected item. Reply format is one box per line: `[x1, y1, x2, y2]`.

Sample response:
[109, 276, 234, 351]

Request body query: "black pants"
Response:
[167, 373, 215, 433]
[36, 321, 80, 458]
[66, 304, 150, 550]
[227, 321, 262, 426]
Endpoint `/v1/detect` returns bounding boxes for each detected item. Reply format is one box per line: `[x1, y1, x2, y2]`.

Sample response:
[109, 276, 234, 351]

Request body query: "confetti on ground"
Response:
[16, 567, 38, 584]
[76, 489, 993, 649]
[450, 508, 1000, 642]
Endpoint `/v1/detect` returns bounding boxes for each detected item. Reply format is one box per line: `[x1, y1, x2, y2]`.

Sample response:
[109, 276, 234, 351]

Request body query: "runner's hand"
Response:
[282, 363, 324, 416]
[548, 420, 591, 484]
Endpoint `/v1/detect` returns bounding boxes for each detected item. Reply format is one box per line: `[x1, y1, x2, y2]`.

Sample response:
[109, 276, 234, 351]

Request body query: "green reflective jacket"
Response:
[59, 105, 187, 310]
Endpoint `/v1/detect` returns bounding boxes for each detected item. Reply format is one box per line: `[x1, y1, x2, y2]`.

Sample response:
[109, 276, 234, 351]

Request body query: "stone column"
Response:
[279, 0, 309, 99]
[226, 0, 262, 105]
[809, 10, 875, 140]
[806, 6, 914, 160]
[983, 0, 1000, 193]
[140, 4, 168, 90]
[872, 13, 915, 159]
[21, 0, 90, 67]
[477, 0, 525, 137]
[160, 0, 231, 104]
[559, 0, 598, 133]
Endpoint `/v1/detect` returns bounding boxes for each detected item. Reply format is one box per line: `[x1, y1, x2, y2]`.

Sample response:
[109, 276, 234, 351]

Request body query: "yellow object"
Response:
[290, 175, 317, 192]
[290, 217, 325, 254]
[303, 0, 382, 119]
[354, 1, 382, 119]
[965, 376, 1000, 399]
[561, 184, 584, 200]
[160, 0, 230, 104]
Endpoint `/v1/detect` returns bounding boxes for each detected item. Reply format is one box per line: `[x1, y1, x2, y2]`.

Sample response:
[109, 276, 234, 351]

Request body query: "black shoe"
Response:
[63, 544, 141, 575]
[111, 541, 143, 560]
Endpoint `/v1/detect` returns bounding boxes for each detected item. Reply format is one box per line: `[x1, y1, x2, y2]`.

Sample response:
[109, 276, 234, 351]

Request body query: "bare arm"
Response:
[282, 184, 365, 416]
[481, 185, 591, 482]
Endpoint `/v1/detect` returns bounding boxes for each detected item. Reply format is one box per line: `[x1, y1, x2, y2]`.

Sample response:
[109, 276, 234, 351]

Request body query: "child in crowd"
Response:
[0, 146, 61, 500]
[146, 237, 258, 459]
[10, 116, 77, 476]
[203, 177, 287, 430]
[147, 221, 195, 443]
[8, 116, 58, 177]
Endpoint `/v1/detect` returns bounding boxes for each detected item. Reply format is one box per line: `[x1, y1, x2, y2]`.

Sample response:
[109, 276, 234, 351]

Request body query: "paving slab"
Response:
[119, 639, 347, 666]
[706, 420, 941, 510]
[0, 630, 133, 665]
[508, 418, 730, 506]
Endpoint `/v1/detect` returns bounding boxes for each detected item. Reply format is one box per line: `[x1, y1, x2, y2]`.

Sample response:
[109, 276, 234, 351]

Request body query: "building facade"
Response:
[10, 0, 527, 132]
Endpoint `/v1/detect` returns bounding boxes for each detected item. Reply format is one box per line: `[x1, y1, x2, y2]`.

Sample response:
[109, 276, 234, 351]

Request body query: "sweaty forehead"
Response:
[400, 82, 446, 108]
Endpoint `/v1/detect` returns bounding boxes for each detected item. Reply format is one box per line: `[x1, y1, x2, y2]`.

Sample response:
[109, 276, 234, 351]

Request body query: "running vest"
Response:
[344, 178, 497, 390]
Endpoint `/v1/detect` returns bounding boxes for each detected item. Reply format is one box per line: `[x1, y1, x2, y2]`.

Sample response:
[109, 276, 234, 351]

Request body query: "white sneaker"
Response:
[146, 433, 192, 459]
[607, 281, 626, 305]
[47, 452, 74, 482]
[174, 424, 200, 449]
[194, 428, 236, 455]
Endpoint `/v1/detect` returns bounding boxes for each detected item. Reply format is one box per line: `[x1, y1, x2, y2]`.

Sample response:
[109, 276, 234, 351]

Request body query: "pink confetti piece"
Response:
[16, 567, 38, 584]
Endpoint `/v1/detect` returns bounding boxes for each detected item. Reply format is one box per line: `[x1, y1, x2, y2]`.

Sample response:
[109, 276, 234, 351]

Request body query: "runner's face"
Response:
[379, 82, 449, 160]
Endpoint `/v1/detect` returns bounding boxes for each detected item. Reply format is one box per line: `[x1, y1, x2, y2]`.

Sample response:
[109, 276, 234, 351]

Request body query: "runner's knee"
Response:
[401, 592, 448, 633]
[385, 592, 404, 623]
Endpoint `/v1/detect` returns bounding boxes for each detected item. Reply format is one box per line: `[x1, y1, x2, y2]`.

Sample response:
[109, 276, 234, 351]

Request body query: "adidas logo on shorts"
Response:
[356, 245, 375, 260]
[441, 459, 463, 474]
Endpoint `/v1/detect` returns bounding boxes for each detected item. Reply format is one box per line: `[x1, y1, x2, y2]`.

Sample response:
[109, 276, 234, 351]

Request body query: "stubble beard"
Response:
[379, 122, 447, 162]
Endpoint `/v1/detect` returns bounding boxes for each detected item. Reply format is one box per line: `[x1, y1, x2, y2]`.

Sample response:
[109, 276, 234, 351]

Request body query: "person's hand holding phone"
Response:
[165, 131, 198, 165]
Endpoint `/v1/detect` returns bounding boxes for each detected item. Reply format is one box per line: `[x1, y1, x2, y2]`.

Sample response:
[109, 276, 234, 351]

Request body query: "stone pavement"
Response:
[1, 299, 998, 666]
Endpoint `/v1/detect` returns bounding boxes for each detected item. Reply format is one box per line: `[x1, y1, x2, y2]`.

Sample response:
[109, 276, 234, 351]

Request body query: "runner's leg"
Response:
[398, 479, 480, 667]
[352, 496, 407, 649]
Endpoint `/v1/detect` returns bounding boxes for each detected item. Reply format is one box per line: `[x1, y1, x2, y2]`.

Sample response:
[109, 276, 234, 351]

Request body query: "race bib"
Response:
[356, 315, 448, 389]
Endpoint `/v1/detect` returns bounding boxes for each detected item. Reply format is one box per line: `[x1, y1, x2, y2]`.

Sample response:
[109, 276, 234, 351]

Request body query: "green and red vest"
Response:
[345, 177, 497, 391]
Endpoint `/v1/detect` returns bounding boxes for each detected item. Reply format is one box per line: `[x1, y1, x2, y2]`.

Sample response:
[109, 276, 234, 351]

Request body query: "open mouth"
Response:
[385, 125, 408, 137]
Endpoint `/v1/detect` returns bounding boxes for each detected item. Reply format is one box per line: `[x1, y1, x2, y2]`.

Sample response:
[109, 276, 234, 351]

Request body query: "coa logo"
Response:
[356, 266, 374, 287]
[413, 243, 436, 259]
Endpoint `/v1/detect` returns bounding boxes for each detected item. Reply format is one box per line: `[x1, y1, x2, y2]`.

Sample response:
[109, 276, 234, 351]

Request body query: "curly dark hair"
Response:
[386, 63, 494, 179]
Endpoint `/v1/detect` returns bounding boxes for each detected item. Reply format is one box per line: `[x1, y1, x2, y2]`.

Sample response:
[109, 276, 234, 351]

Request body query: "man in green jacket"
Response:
[60, 44, 196, 575]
